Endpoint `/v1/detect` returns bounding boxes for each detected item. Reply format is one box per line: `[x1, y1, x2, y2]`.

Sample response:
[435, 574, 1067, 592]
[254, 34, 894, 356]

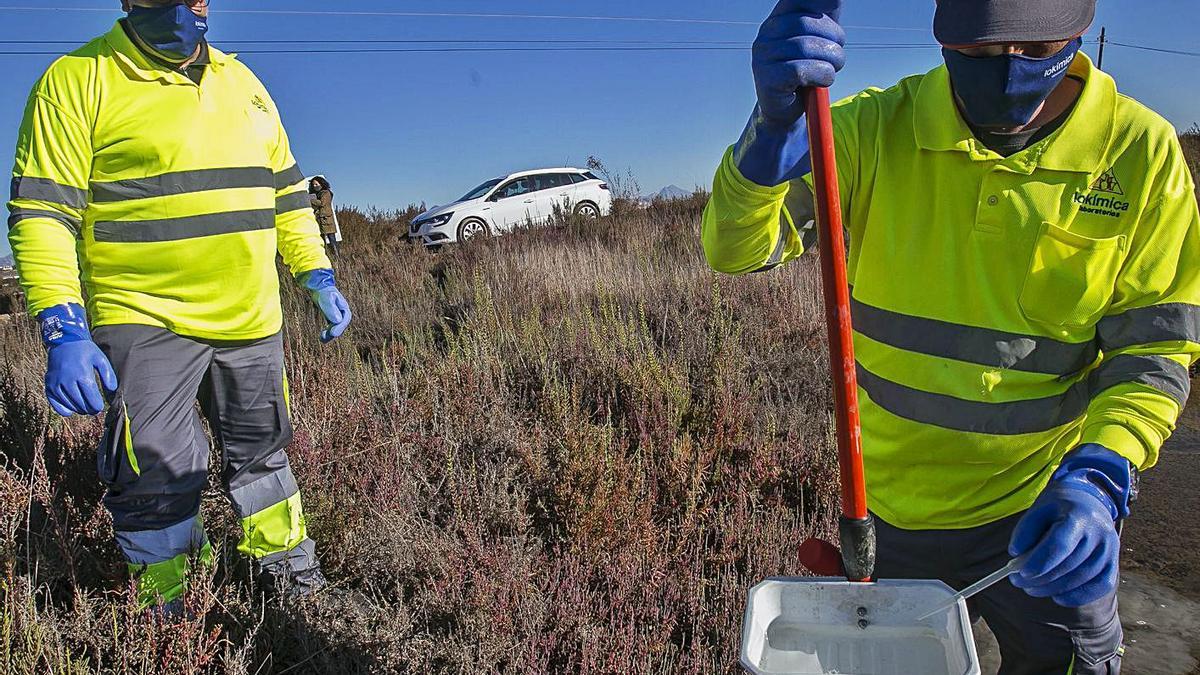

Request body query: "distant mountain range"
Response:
[0, 254, 12, 268]
[641, 185, 693, 202]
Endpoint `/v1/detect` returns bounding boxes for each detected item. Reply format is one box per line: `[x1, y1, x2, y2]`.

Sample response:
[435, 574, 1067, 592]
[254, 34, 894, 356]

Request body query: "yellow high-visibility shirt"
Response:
[703, 53, 1200, 529]
[7, 22, 329, 341]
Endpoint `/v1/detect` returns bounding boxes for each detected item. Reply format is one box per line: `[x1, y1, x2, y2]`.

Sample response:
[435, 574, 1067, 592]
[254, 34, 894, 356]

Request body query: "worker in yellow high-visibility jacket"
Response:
[703, 0, 1199, 672]
[7, 0, 352, 610]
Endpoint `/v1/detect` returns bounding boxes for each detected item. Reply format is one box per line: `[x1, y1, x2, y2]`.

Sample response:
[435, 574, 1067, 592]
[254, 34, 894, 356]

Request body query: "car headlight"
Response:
[423, 212, 454, 228]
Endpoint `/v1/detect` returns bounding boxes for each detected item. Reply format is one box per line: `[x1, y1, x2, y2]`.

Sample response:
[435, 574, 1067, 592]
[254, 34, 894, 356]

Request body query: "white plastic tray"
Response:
[741, 578, 980, 675]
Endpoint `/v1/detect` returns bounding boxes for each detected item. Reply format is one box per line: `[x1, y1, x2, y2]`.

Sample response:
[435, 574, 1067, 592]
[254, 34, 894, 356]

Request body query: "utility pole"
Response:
[1097, 26, 1107, 69]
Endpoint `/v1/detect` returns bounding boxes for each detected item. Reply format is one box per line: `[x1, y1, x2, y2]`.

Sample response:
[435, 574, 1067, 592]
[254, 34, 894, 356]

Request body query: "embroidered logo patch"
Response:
[1090, 168, 1125, 196]
[1072, 168, 1131, 219]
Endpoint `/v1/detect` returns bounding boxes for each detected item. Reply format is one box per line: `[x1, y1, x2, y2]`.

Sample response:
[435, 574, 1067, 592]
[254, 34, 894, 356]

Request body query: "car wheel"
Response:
[574, 202, 600, 219]
[457, 218, 490, 242]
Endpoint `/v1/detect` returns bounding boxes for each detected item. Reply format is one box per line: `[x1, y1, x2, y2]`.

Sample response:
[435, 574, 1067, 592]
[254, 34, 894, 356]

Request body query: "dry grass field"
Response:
[0, 130, 1196, 674]
[0, 195, 844, 674]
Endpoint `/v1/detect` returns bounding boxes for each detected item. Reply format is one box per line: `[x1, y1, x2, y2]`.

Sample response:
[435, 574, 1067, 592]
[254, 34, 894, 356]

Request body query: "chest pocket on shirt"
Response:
[1019, 222, 1127, 330]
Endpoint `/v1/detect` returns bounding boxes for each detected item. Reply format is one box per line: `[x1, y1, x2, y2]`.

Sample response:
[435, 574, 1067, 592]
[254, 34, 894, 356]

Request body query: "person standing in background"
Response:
[309, 176, 338, 256]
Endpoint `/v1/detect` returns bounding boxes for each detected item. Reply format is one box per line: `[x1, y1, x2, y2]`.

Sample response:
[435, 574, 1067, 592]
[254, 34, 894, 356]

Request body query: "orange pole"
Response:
[804, 87, 874, 581]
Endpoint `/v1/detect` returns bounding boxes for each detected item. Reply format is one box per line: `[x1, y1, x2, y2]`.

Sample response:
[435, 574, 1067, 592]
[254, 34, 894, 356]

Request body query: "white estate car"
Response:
[408, 168, 612, 245]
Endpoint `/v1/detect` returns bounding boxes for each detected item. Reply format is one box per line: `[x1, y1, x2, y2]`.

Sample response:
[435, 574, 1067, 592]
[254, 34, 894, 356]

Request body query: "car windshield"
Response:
[458, 178, 503, 202]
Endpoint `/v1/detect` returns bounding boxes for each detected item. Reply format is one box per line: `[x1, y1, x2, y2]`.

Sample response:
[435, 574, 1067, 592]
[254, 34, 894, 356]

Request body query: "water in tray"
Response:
[760, 619, 954, 674]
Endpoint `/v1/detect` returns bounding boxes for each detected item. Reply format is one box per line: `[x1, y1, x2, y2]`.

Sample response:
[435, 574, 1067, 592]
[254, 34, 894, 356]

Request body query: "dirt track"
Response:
[1124, 382, 1200, 603]
[1120, 379, 1200, 674]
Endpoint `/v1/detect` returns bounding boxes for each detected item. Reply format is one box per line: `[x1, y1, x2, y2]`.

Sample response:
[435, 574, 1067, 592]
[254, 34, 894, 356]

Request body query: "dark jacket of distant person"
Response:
[309, 177, 336, 236]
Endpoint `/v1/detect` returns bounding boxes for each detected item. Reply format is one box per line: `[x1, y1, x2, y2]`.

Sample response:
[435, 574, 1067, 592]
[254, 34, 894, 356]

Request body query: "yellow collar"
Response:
[103, 20, 236, 85]
[913, 52, 1117, 174]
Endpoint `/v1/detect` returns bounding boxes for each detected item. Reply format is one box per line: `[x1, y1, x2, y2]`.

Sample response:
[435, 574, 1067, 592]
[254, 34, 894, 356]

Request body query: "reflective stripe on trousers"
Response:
[115, 516, 211, 606]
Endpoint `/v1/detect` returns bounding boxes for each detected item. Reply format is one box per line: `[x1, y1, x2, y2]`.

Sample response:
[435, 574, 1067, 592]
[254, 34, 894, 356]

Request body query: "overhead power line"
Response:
[3, 40, 1162, 58]
[1106, 41, 1200, 58]
[0, 38, 937, 47]
[0, 42, 949, 56]
[0, 6, 744, 25]
[0, 22, 1191, 61]
[234, 45, 942, 54]
[180, 37, 1139, 58]
[0, 38, 751, 45]
[0, 5, 930, 31]
[229, 46, 749, 54]
[0, 45, 947, 56]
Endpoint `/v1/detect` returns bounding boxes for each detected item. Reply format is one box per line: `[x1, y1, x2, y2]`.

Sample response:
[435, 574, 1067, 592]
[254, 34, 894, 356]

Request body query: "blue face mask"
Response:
[127, 4, 208, 62]
[942, 38, 1082, 129]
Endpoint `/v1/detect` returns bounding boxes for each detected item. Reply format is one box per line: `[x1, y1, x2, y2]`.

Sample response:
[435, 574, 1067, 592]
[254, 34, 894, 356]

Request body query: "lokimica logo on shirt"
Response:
[1073, 169, 1131, 218]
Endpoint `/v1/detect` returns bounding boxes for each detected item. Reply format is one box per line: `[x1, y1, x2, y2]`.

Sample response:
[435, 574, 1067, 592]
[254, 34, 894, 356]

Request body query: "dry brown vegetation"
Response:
[2, 128, 1197, 674]
[1182, 125, 1200, 201]
[0, 195, 843, 674]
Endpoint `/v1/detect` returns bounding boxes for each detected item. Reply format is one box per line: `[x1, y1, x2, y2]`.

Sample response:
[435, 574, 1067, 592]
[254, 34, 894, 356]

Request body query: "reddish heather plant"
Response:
[0, 194, 843, 673]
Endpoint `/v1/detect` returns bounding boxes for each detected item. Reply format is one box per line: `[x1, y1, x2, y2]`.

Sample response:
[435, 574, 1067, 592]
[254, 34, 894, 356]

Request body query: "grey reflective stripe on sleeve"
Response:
[1089, 353, 1191, 405]
[784, 179, 818, 251]
[765, 216, 791, 268]
[856, 363, 1090, 435]
[1097, 303, 1200, 351]
[752, 217, 797, 273]
[275, 191, 311, 215]
[7, 207, 82, 235]
[114, 515, 208, 566]
[274, 165, 305, 191]
[91, 167, 274, 203]
[852, 297, 1098, 376]
[10, 176, 88, 209]
[228, 467, 299, 519]
[94, 209, 275, 243]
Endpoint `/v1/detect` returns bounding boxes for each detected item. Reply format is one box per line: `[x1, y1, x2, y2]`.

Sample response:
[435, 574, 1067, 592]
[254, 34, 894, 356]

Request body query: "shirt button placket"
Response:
[976, 173, 1003, 234]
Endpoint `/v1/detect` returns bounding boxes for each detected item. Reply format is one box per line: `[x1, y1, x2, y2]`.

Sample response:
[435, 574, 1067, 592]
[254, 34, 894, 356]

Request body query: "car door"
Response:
[489, 177, 538, 231]
[532, 173, 576, 221]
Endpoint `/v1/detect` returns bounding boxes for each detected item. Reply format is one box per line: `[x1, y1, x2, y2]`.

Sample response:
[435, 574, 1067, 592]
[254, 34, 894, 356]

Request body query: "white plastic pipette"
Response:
[913, 553, 1032, 621]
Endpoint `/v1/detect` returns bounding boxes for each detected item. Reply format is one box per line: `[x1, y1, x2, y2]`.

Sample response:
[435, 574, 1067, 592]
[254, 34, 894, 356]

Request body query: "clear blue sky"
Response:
[1, 1, 1197, 257]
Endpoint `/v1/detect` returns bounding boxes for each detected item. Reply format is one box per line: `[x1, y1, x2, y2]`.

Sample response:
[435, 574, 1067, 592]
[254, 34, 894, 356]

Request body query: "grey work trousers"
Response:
[93, 325, 317, 582]
[875, 513, 1122, 674]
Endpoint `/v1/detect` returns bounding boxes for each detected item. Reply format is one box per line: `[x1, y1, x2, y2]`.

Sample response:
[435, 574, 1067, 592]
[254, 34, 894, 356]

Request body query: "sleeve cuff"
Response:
[287, 251, 333, 279]
[1079, 423, 1150, 470]
[720, 147, 791, 201]
[26, 294, 86, 318]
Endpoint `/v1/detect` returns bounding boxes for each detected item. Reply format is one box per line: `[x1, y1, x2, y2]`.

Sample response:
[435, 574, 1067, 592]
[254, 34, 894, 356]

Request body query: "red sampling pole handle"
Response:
[803, 87, 875, 582]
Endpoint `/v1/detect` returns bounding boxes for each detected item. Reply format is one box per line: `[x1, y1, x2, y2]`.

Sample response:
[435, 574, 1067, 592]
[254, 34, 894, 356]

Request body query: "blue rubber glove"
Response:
[299, 269, 351, 343]
[734, 0, 845, 187]
[1009, 444, 1133, 607]
[40, 303, 118, 417]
